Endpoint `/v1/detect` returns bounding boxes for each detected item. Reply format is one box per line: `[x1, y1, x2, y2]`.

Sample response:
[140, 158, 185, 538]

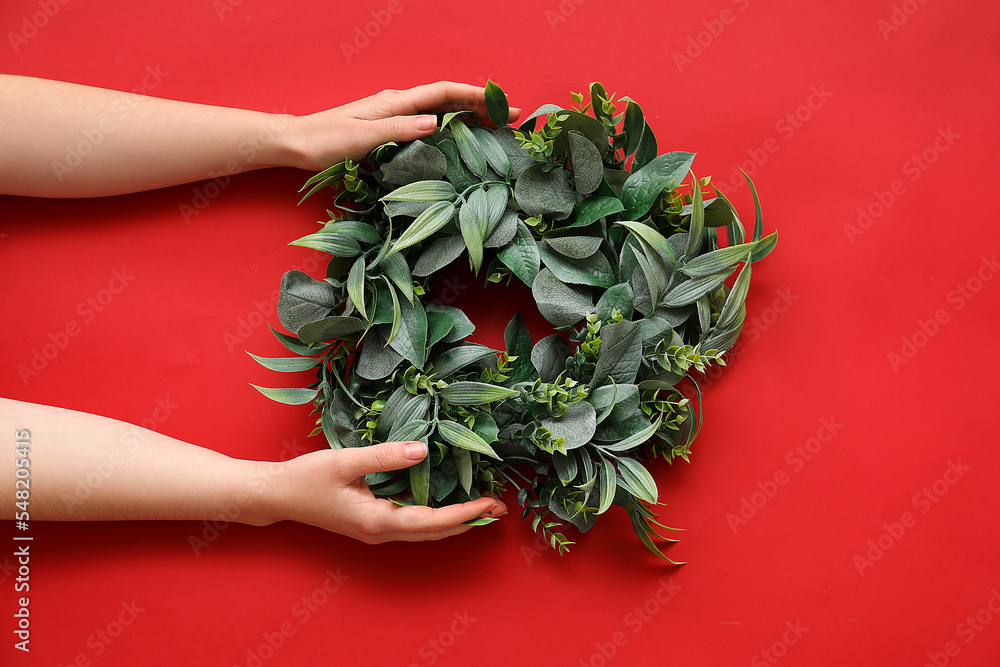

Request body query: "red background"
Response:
[2, 1, 1000, 665]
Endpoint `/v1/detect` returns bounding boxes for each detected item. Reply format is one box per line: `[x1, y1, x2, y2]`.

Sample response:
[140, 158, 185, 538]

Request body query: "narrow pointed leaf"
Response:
[437, 420, 500, 459]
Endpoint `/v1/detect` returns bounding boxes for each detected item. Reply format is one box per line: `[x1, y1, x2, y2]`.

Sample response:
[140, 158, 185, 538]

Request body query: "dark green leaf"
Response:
[426, 304, 475, 343]
[410, 455, 430, 506]
[538, 244, 615, 288]
[567, 130, 603, 195]
[437, 138, 475, 191]
[622, 99, 645, 158]
[631, 121, 658, 171]
[381, 140, 447, 185]
[518, 103, 564, 131]
[246, 352, 320, 373]
[387, 297, 429, 369]
[621, 151, 695, 220]
[591, 320, 642, 388]
[492, 127, 534, 179]
[413, 234, 466, 277]
[430, 343, 497, 378]
[532, 268, 594, 327]
[471, 127, 511, 178]
[379, 250, 414, 305]
[569, 196, 624, 228]
[426, 310, 455, 347]
[531, 334, 571, 383]
[497, 219, 540, 286]
[448, 117, 487, 178]
[504, 313, 536, 384]
[453, 447, 474, 494]
[616, 220, 677, 264]
[544, 235, 603, 260]
[750, 230, 778, 263]
[595, 283, 634, 322]
[484, 80, 509, 128]
[484, 209, 519, 249]
[681, 241, 756, 278]
[270, 325, 327, 356]
[716, 260, 751, 331]
[347, 256, 367, 320]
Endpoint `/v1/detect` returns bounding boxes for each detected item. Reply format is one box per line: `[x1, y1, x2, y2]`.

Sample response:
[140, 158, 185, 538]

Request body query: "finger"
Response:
[355, 81, 520, 121]
[370, 496, 507, 542]
[336, 440, 427, 478]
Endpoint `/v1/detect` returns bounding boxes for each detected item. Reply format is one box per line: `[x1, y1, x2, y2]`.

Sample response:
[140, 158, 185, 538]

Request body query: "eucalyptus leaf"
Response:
[484, 209, 519, 249]
[538, 244, 615, 289]
[497, 220, 540, 286]
[532, 268, 594, 327]
[493, 127, 534, 179]
[381, 140, 447, 186]
[531, 334, 572, 383]
[567, 130, 603, 195]
[541, 401, 597, 450]
[356, 326, 404, 381]
[277, 270, 338, 334]
[426, 304, 475, 343]
[413, 234, 466, 277]
[514, 163, 576, 220]
[621, 151, 695, 220]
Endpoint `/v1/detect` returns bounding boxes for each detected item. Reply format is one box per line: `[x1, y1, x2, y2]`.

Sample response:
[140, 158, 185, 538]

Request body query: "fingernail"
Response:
[415, 115, 436, 131]
[404, 442, 427, 460]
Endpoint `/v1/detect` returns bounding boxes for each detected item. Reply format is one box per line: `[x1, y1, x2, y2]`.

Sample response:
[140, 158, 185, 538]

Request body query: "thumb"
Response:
[368, 114, 438, 145]
[339, 440, 427, 478]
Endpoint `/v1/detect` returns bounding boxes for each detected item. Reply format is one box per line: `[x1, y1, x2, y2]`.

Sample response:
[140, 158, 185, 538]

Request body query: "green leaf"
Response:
[538, 244, 615, 289]
[413, 234, 466, 277]
[347, 257, 367, 320]
[518, 103, 564, 131]
[387, 201, 456, 256]
[621, 100, 645, 158]
[387, 297, 429, 369]
[544, 235, 603, 260]
[276, 270, 338, 334]
[426, 304, 475, 343]
[410, 455, 430, 506]
[597, 462, 616, 514]
[616, 220, 677, 264]
[437, 420, 500, 459]
[552, 109, 611, 157]
[685, 176, 704, 258]
[532, 268, 594, 327]
[531, 334, 571, 383]
[298, 315, 364, 345]
[514, 163, 576, 220]
[448, 117, 487, 178]
[246, 352, 320, 373]
[492, 127, 534, 179]
[430, 343, 497, 378]
[484, 209, 519, 249]
[321, 220, 381, 245]
[616, 457, 658, 504]
[437, 138, 475, 191]
[569, 195, 624, 228]
[381, 140, 447, 186]
[269, 325, 328, 356]
[745, 172, 764, 242]
[541, 401, 597, 450]
[379, 251, 414, 305]
[660, 269, 734, 308]
[427, 310, 455, 347]
[591, 320, 642, 388]
[381, 180, 456, 202]
[483, 185, 509, 236]
[553, 450, 578, 486]
[472, 127, 511, 177]
[459, 197, 485, 274]
[601, 416, 660, 452]
[750, 230, 778, 263]
[716, 260, 751, 331]
[497, 220, 541, 286]
[504, 313, 536, 384]
[453, 447, 474, 494]
[290, 231, 361, 258]
[621, 151, 695, 220]
[440, 382, 518, 406]
[681, 241, 756, 278]
[250, 385, 318, 405]
[567, 130, 603, 195]
[631, 121, 658, 172]
[484, 80, 509, 128]
[595, 283, 634, 322]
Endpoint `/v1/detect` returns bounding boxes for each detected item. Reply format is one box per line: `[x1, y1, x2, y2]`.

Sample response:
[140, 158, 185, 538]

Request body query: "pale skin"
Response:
[0, 76, 519, 540]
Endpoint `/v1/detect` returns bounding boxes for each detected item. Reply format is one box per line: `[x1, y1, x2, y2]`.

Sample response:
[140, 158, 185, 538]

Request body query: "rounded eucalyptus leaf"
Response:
[541, 401, 597, 450]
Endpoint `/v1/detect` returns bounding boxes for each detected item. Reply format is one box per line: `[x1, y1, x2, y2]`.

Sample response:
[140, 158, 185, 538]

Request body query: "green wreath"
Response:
[251, 82, 777, 560]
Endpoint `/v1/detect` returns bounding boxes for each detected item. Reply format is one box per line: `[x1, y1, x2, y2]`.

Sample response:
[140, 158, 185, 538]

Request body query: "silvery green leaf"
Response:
[484, 185, 509, 235]
[410, 455, 430, 505]
[483, 209, 519, 249]
[595, 283, 634, 322]
[440, 382, 518, 406]
[553, 450, 578, 486]
[716, 260, 752, 331]
[381, 180, 456, 202]
[532, 268, 594, 327]
[697, 294, 711, 333]
[375, 386, 409, 441]
[484, 79, 509, 128]
[384, 199, 434, 219]
[504, 313, 536, 384]
[321, 221, 380, 245]
[538, 244, 615, 289]
[685, 177, 705, 258]
[750, 230, 778, 263]
[246, 352, 320, 373]
[356, 326, 404, 381]
[440, 110, 473, 127]
[621, 151, 695, 220]
[631, 264, 653, 317]
[426, 304, 475, 343]
[597, 462, 617, 515]
[569, 195, 624, 228]
[250, 385, 318, 405]
[459, 198, 485, 274]
[413, 234, 466, 277]
[270, 325, 328, 356]
[347, 257, 367, 320]
[681, 241, 756, 278]
[514, 163, 576, 220]
[277, 270, 338, 334]
[601, 416, 660, 452]
[427, 310, 455, 347]
[379, 251, 414, 305]
[544, 235, 603, 260]
[471, 127, 511, 177]
[552, 109, 610, 157]
[453, 447, 474, 494]
[702, 317, 744, 353]
[430, 343, 497, 378]
[448, 117, 487, 178]
[616, 220, 677, 264]
[591, 320, 642, 388]
[660, 269, 734, 308]
[388, 297, 428, 369]
[541, 401, 597, 450]
[595, 414, 653, 443]
[631, 121, 658, 172]
[369, 281, 395, 325]
[632, 248, 662, 309]
[497, 220, 540, 286]
[387, 200, 456, 256]
[616, 457, 658, 504]
[390, 397, 433, 441]
[389, 419, 431, 446]
[587, 383, 640, 425]
[548, 486, 597, 532]
[745, 172, 764, 242]
[492, 127, 534, 179]
[381, 140, 447, 186]
[518, 103, 564, 131]
[437, 138, 475, 191]
[567, 130, 603, 195]
[531, 334, 571, 383]
[638, 316, 673, 342]
[326, 389, 362, 448]
[437, 420, 500, 459]
[288, 232, 361, 257]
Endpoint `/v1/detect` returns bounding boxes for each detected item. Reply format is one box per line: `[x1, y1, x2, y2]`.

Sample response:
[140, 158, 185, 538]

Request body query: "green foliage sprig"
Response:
[252, 81, 777, 561]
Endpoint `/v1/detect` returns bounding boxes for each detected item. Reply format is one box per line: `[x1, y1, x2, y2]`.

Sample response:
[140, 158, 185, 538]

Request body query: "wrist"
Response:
[228, 459, 287, 527]
[264, 113, 313, 171]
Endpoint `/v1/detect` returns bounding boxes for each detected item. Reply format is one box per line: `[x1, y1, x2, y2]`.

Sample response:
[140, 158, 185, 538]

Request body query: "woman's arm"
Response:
[0, 76, 518, 198]
[0, 398, 505, 543]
